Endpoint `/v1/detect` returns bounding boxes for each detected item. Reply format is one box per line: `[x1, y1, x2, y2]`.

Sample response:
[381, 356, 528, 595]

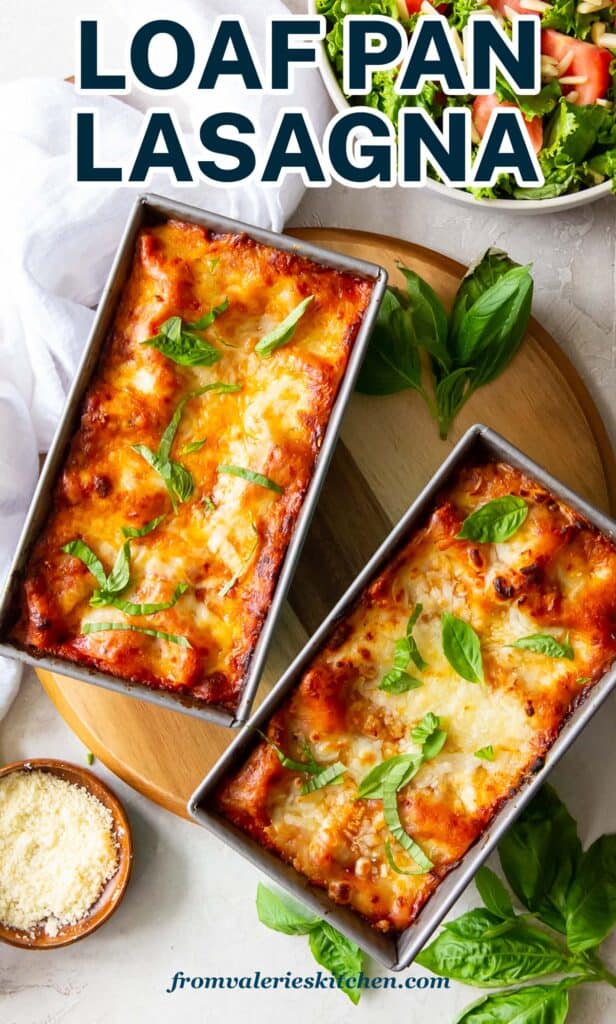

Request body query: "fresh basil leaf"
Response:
[442, 612, 484, 683]
[509, 634, 574, 660]
[475, 866, 515, 920]
[259, 732, 320, 775]
[256, 883, 319, 936]
[218, 464, 283, 494]
[383, 768, 433, 873]
[565, 834, 616, 952]
[379, 669, 423, 694]
[475, 745, 495, 761]
[468, 271, 533, 389]
[122, 515, 165, 538]
[357, 753, 423, 800]
[308, 922, 363, 1005]
[181, 439, 207, 455]
[498, 785, 582, 934]
[453, 983, 570, 1024]
[301, 762, 346, 795]
[81, 621, 191, 647]
[384, 839, 426, 876]
[416, 914, 571, 986]
[111, 582, 188, 617]
[167, 460, 195, 505]
[255, 296, 314, 358]
[453, 266, 532, 368]
[355, 288, 422, 396]
[398, 265, 451, 374]
[142, 305, 228, 366]
[457, 496, 528, 543]
[450, 249, 524, 351]
[61, 539, 107, 589]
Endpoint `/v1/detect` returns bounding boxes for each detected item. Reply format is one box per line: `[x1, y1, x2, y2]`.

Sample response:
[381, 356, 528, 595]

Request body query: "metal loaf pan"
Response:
[0, 194, 388, 728]
[188, 423, 616, 967]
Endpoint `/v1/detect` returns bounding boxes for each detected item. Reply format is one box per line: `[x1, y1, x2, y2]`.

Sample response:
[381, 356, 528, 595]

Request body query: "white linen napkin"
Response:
[0, 0, 331, 718]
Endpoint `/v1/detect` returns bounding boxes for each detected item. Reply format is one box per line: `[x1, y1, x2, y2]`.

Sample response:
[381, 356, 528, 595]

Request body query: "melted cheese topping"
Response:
[216, 462, 616, 932]
[13, 220, 373, 708]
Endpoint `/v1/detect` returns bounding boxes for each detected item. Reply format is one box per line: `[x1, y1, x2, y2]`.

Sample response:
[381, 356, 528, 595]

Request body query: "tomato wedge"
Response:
[473, 94, 543, 153]
[541, 29, 611, 105]
[488, 0, 539, 17]
[404, 0, 449, 14]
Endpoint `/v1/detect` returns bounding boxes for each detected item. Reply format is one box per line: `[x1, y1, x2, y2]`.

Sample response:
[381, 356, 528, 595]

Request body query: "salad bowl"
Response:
[309, 0, 613, 212]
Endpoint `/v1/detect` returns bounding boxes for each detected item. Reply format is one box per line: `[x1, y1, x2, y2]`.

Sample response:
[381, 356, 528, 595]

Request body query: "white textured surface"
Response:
[1, 2, 615, 1022]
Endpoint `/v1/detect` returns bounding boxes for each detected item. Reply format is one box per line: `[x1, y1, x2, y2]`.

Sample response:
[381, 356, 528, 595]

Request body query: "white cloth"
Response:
[0, 0, 331, 718]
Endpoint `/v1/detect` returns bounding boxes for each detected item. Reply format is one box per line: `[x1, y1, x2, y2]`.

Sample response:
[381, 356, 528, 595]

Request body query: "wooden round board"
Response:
[38, 228, 616, 820]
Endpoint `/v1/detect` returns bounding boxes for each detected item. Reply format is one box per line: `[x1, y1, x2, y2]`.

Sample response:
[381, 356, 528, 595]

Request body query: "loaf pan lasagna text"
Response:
[216, 461, 616, 931]
[10, 219, 373, 709]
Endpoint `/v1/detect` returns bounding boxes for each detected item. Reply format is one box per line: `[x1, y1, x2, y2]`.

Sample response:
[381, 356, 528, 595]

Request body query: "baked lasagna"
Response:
[216, 461, 616, 932]
[10, 219, 373, 709]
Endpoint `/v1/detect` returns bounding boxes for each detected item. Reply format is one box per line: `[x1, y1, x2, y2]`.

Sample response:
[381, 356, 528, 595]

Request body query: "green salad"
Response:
[316, 0, 616, 199]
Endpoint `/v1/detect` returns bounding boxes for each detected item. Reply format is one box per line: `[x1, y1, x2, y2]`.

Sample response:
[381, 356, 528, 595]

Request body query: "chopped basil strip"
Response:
[122, 515, 165, 539]
[509, 634, 574, 660]
[475, 745, 496, 761]
[255, 295, 314, 358]
[442, 612, 484, 683]
[457, 496, 529, 543]
[203, 495, 216, 512]
[219, 522, 259, 597]
[208, 257, 220, 273]
[81, 621, 191, 647]
[142, 301, 229, 366]
[133, 383, 241, 509]
[218, 464, 283, 494]
[384, 839, 427, 876]
[259, 732, 320, 775]
[412, 712, 447, 760]
[379, 604, 426, 692]
[382, 763, 433, 873]
[110, 582, 188, 617]
[181, 439, 207, 455]
[61, 539, 107, 589]
[301, 762, 346, 795]
[576, 677, 591, 686]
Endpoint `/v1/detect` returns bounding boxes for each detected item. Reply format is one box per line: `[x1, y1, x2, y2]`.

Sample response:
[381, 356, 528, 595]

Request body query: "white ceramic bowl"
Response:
[309, 0, 611, 214]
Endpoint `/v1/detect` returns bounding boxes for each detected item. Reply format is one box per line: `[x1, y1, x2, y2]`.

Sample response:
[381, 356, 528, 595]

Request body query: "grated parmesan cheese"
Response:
[0, 770, 118, 936]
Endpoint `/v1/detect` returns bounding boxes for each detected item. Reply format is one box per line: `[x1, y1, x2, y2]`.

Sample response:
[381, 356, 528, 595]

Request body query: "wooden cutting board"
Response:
[38, 228, 616, 819]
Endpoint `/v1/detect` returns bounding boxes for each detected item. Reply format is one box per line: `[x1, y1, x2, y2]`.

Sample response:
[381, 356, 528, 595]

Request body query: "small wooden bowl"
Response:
[0, 759, 133, 949]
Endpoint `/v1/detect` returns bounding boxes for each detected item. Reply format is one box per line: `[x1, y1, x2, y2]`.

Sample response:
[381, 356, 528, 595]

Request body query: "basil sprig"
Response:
[63, 538, 188, 619]
[358, 712, 447, 874]
[142, 301, 229, 366]
[442, 612, 484, 683]
[457, 496, 529, 543]
[218, 463, 283, 494]
[256, 885, 363, 1004]
[416, 786, 616, 1023]
[255, 295, 314, 358]
[357, 249, 533, 439]
[81, 621, 190, 647]
[510, 634, 575, 660]
[133, 383, 241, 509]
[379, 604, 426, 693]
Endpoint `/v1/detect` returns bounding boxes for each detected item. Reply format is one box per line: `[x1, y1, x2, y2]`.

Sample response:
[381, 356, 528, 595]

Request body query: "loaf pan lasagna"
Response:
[214, 456, 616, 934]
[5, 208, 377, 714]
